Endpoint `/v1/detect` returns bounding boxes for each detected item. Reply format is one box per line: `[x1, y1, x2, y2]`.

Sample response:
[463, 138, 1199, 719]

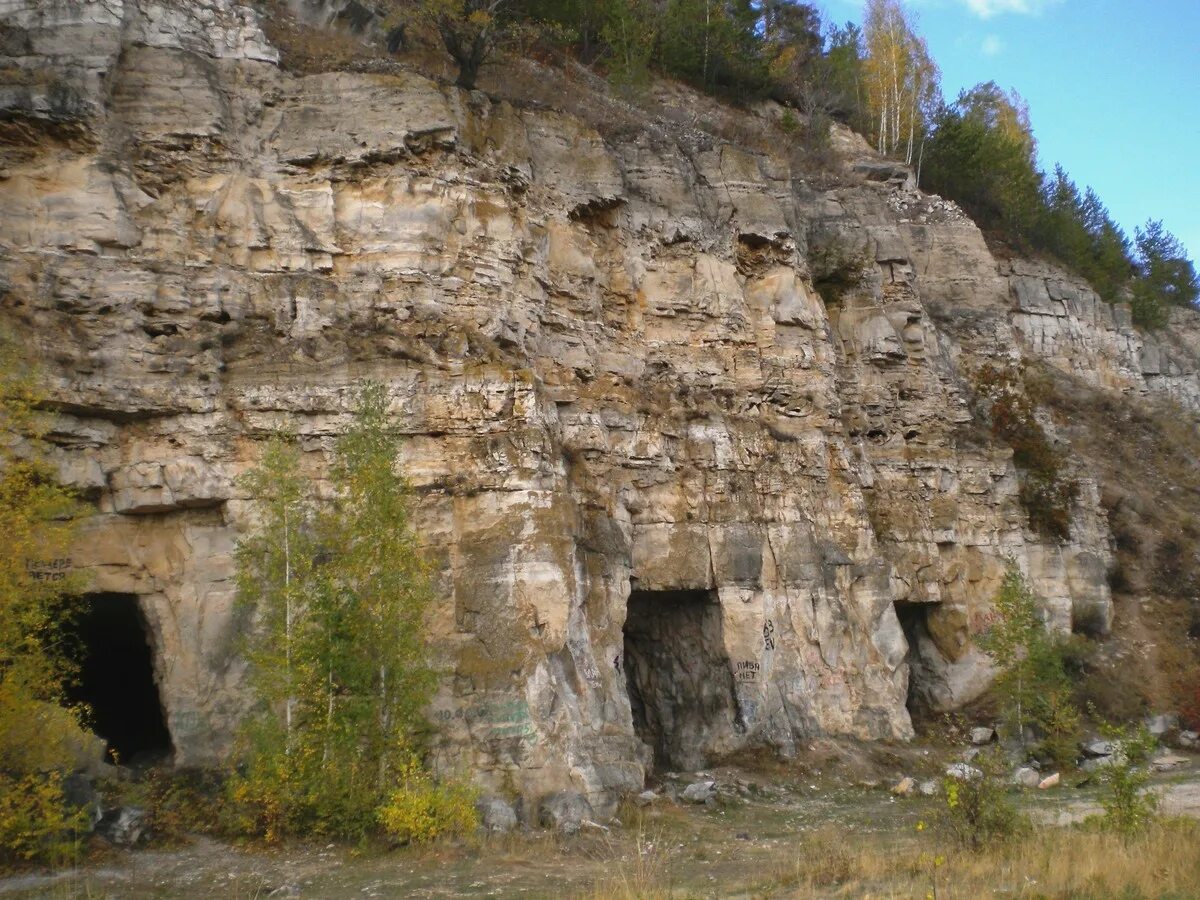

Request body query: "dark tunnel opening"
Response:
[895, 601, 936, 717]
[622, 588, 739, 772]
[64, 593, 172, 766]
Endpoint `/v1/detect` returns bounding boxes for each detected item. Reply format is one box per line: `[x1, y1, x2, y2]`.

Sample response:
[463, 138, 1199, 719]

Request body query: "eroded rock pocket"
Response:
[623, 588, 739, 772]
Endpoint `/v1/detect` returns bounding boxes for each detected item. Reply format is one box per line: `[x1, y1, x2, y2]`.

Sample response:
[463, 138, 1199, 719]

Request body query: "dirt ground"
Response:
[3, 739, 1200, 899]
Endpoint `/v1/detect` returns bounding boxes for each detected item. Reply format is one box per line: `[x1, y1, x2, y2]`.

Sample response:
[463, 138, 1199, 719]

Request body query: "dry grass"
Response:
[584, 826, 675, 899]
[760, 819, 1200, 899]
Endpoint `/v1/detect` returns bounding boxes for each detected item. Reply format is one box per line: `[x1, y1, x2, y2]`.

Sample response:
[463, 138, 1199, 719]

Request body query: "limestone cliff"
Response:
[3, 0, 1198, 814]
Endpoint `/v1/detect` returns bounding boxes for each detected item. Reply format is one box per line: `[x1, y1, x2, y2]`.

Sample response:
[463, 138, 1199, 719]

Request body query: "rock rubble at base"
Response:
[538, 792, 594, 836]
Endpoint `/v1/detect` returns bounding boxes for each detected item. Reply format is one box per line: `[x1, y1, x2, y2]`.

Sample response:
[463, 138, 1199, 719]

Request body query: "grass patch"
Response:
[762, 818, 1200, 898]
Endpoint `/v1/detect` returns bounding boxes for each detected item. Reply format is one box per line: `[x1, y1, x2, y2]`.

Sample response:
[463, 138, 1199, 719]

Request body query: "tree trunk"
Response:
[455, 55, 481, 90]
[283, 506, 294, 755]
[378, 663, 389, 790]
[703, 0, 711, 88]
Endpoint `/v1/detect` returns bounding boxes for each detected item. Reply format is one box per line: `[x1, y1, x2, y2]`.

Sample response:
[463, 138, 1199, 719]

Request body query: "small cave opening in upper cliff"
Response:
[623, 588, 739, 772]
[64, 593, 172, 767]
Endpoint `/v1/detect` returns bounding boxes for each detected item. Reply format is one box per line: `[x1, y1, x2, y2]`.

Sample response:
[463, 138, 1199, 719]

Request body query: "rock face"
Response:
[3, 0, 1199, 816]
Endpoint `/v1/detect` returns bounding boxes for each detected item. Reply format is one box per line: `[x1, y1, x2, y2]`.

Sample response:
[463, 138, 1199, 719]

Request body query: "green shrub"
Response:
[376, 757, 478, 845]
[0, 772, 88, 869]
[0, 330, 93, 871]
[1181, 667, 1200, 731]
[1130, 285, 1169, 330]
[938, 749, 1027, 851]
[978, 564, 1082, 764]
[1094, 723, 1159, 839]
[972, 364, 1078, 540]
[140, 768, 224, 843]
[1036, 687, 1083, 769]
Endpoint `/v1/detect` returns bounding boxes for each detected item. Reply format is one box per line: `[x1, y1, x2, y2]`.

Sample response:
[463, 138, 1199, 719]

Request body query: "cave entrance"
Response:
[622, 588, 738, 772]
[65, 593, 172, 766]
[895, 602, 935, 716]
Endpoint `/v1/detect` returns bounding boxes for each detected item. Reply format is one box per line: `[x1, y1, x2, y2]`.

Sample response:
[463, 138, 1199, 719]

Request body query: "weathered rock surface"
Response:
[681, 780, 718, 804]
[3, 0, 1199, 815]
[476, 796, 518, 833]
[970, 727, 996, 746]
[1014, 766, 1041, 788]
[538, 791, 593, 835]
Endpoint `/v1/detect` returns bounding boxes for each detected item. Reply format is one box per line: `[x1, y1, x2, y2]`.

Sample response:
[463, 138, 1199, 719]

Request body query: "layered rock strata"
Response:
[3, 0, 1198, 813]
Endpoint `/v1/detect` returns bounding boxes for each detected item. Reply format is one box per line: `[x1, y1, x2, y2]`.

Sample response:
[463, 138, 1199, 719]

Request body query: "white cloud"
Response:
[963, 0, 1062, 18]
[981, 34, 1004, 56]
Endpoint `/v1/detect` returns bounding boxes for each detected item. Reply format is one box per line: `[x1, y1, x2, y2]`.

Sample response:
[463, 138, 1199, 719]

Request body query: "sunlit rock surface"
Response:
[3, 0, 1198, 815]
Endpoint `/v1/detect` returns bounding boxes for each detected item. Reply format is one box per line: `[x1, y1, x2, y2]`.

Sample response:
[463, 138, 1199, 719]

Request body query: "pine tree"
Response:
[1132, 219, 1199, 329]
[924, 83, 1041, 238]
[599, 0, 657, 92]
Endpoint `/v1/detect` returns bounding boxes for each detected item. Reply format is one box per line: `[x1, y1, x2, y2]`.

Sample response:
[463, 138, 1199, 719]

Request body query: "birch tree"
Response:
[316, 381, 436, 794]
[860, 0, 938, 165]
[977, 565, 1079, 763]
[235, 435, 316, 761]
[230, 383, 437, 840]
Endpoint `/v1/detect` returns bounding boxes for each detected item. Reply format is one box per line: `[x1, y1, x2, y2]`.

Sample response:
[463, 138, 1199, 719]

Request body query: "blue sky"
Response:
[819, 0, 1200, 260]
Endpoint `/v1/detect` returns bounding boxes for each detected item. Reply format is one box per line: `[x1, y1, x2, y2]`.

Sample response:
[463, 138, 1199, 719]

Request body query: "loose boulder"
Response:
[538, 792, 593, 836]
[970, 727, 996, 746]
[945, 763, 981, 781]
[1146, 714, 1179, 737]
[477, 796, 518, 833]
[97, 806, 147, 847]
[1014, 767, 1041, 788]
[1082, 739, 1115, 758]
[681, 781, 717, 804]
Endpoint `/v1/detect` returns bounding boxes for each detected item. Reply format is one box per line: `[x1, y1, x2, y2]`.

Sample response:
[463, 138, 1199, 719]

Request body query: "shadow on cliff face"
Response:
[64, 593, 173, 767]
[894, 602, 936, 716]
[623, 589, 739, 772]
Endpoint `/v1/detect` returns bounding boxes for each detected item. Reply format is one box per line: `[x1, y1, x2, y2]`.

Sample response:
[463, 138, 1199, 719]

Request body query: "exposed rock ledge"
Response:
[2, 0, 1198, 816]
